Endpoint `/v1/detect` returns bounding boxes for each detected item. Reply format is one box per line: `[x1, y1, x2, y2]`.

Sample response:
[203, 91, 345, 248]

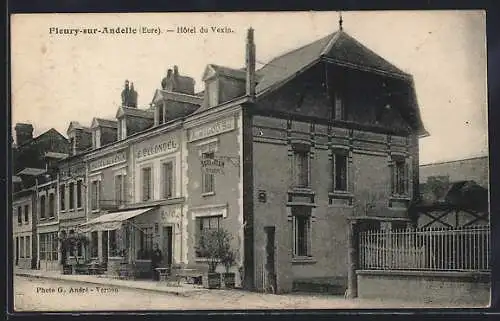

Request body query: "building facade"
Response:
[13, 27, 427, 296]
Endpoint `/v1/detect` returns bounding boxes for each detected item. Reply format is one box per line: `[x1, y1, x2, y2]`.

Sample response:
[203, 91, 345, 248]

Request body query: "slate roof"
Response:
[255, 30, 409, 96]
[93, 118, 118, 129]
[117, 106, 154, 119]
[206, 64, 247, 81]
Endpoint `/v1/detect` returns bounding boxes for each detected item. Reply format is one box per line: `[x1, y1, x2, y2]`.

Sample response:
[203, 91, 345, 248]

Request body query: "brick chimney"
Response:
[14, 123, 33, 146]
[246, 27, 256, 98]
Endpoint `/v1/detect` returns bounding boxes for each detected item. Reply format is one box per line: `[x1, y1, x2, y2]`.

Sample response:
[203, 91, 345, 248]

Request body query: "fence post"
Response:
[346, 219, 358, 299]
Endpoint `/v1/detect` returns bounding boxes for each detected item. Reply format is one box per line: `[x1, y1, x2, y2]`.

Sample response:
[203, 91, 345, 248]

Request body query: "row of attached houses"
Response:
[13, 26, 429, 293]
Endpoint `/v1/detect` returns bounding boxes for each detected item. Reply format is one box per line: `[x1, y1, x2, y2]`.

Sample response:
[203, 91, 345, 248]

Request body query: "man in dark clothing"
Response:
[151, 243, 162, 281]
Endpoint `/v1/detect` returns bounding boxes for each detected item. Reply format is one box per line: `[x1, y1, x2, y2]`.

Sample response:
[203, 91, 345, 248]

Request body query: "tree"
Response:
[196, 229, 233, 273]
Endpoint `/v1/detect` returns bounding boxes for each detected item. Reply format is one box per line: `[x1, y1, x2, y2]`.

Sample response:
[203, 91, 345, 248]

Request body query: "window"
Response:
[158, 104, 164, 125]
[207, 80, 218, 107]
[91, 180, 100, 210]
[162, 161, 174, 199]
[137, 227, 154, 259]
[76, 181, 82, 208]
[20, 237, 24, 258]
[60, 184, 66, 211]
[109, 230, 118, 257]
[292, 207, 312, 257]
[24, 205, 29, 222]
[69, 182, 75, 209]
[334, 91, 346, 120]
[39, 232, 58, 261]
[294, 149, 310, 188]
[90, 231, 98, 257]
[195, 215, 222, 257]
[202, 152, 215, 194]
[332, 152, 348, 192]
[142, 167, 152, 201]
[115, 174, 125, 205]
[69, 230, 75, 256]
[25, 236, 31, 258]
[48, 193, 55, 217]
[17, 206, 22, 224]
[40, 195, 46, 219]
[16, 237, 19, 262]
[392, 157, 409, 196]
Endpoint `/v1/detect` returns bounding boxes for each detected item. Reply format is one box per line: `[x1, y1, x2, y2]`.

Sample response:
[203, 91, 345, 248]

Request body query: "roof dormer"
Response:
[90, 118, 117, 149]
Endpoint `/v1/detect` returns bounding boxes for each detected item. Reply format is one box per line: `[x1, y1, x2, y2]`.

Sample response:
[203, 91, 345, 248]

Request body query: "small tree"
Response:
[60, 233, 89, 265]
[221, 249, 237, 273]
[196, 229, 233, 273]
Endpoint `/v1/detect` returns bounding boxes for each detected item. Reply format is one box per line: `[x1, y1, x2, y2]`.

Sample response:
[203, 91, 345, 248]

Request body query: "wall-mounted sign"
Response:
[188, 117, 235, 142]
[136, 136, 178, 160]
[201, 156, 225, 175]
[89, 151, 126, 171]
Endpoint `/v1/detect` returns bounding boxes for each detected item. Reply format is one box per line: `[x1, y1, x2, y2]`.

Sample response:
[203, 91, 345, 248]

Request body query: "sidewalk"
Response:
[14, 268, 209, 297]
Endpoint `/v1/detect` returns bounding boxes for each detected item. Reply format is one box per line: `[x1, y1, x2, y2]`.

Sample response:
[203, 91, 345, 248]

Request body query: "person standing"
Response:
[151, 243, 162, 281]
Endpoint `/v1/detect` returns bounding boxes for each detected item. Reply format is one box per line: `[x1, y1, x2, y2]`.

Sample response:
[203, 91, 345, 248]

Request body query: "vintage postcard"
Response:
[10, 11, 489, 311]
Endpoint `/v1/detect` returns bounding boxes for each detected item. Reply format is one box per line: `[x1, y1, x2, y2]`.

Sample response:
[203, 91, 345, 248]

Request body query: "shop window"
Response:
[60, 184, 66, 211]
[332, 151, 348, 192]
[76, 180, 83, 208]
[195, 215, 221, 257]
[69, 182, 75, 210]
[25, 236, 31, 258]
[293, 148, 310, 188]
[90, 231, 98, 258]
[40, 195, 46, 219]
[17, 206, 22, 224]
[91, 180, 101, 210]
[137, 227, 154, 260]
[292, 207, 312, 258]
[162, 161, 174, 199]
[48, 193, 55, 217]
[109, 230, 118, 257]
[391, 156, 409, 196]
[40, 232, 58, 261]
[24, 205, 29, 222]
[142, 167, 152, 202]
[202, 152, 215, 194]
[52, 233, 58, 261]
[20, 237, 24, 258]
[69, 230, 75, 256]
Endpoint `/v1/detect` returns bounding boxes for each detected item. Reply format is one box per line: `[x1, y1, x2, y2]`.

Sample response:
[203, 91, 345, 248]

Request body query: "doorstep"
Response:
[14, 268, 208, 297]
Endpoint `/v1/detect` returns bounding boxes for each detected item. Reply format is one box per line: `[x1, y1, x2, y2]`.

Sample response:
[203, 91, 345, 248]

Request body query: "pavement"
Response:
[14, 267, 209, 297]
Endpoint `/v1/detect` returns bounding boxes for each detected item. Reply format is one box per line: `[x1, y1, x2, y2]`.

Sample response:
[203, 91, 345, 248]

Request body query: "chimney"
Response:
[15, 123, 34, 146]
[174, 65, 179, 76]
[167, 69, 173, 79]
[246, 28, 256, 98]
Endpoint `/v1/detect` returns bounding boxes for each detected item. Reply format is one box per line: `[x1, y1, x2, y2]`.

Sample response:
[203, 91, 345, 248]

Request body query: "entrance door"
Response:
[264, 226, 277, 293]
[102, 231, 109, 263]
[162, 226, 173, 267]
[15, 237, 19, 266]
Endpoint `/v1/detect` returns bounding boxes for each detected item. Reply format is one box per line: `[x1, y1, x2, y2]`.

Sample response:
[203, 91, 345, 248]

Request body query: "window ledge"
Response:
[201, 192, 215, 197]
[329, 191, 353, 198]
[77, 207, 84, 211]
[91, 209, 100, 213]
[290, 187, 314, 194]
[328, 204, 354, 209]
[390, 195, 411, 201]
[292, 257, 317, 264]
[195, 257, 220, 264]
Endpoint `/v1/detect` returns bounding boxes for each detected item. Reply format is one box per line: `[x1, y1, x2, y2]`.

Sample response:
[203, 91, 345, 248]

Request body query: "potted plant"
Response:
[221, 249, 237, 289]
[59, 232, 89, 274]
[196, 229, 234, 289]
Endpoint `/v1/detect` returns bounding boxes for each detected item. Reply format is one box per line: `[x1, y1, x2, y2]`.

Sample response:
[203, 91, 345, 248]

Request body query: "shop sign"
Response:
[188, 117, 235, 142]
[136, 136, 179, 160]
[201, 156, 225, 174]
[89, 151, 126, 171]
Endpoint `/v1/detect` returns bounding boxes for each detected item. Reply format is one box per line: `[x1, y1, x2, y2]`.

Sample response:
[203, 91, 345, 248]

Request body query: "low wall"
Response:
[356, 269, 490, 306]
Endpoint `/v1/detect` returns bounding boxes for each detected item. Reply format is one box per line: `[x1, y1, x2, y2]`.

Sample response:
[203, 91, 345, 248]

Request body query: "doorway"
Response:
[264, 226, 277, 293]
[162, 226, 173, 267]
[102, 231, 108, 263]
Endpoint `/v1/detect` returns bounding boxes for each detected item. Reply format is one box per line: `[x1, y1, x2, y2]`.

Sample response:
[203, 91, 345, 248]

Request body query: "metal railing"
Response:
[358, 225, 490, 272]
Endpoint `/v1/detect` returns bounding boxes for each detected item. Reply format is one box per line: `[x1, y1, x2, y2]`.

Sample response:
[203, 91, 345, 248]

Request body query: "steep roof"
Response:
[16, 128, 68, 150]
[116, 106, 154, 119]
[91, 118, 118, 129]
[203, 64, 247, 81]
[255, 30, 410, 96]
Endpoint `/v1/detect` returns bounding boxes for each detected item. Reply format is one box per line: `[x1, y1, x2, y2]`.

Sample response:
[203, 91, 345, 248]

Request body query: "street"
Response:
[12, 276, 458, 311]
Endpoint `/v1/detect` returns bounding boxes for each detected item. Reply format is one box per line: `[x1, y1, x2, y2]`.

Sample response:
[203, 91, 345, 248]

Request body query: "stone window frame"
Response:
[140, 163, 154, 202]
[196, 138, 220, 197]
[89, 174, 103, 213]
[390, 152, 411, 198]
[191, 203, 228, 261]
[290, 141, 312, 189]
[160, 156, 176, 200]
[113, 168, 127, 206]
[290, 206, 314, 260]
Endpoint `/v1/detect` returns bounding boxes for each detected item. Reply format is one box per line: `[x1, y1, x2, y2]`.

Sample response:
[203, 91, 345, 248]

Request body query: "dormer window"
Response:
[157, 103, 165, 125]
[207, 80, 219, 107]
[334, 91, 345, 120]
[119, 118, 127, 140]
[92, 129, 101, 149]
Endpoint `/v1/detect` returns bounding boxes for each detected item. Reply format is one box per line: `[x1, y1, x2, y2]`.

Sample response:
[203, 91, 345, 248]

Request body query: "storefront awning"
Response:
[79, 207, 155, 233]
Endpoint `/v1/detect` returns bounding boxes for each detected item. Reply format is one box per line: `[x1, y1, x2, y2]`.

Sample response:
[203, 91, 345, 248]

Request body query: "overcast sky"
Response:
[11, 11, 487, 164]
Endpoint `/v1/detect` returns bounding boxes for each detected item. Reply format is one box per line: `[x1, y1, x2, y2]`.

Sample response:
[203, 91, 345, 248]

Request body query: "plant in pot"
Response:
[196, 229, 233, 289]
[221, 249, 237, 289]
[60, 232, 90, 274]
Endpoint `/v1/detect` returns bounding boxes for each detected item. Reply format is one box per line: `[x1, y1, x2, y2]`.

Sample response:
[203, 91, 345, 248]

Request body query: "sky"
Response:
[10, 11, 488, 165]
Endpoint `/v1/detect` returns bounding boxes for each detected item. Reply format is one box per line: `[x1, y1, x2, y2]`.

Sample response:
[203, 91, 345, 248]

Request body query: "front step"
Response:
[292, 277, 347, 295]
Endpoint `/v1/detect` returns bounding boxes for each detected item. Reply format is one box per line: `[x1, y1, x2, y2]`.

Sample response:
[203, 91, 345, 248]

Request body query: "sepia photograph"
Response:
[10, 10, 489, 311]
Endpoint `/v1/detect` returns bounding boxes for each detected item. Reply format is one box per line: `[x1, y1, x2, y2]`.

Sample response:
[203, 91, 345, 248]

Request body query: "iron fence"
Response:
[358, 225, 490, 271]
